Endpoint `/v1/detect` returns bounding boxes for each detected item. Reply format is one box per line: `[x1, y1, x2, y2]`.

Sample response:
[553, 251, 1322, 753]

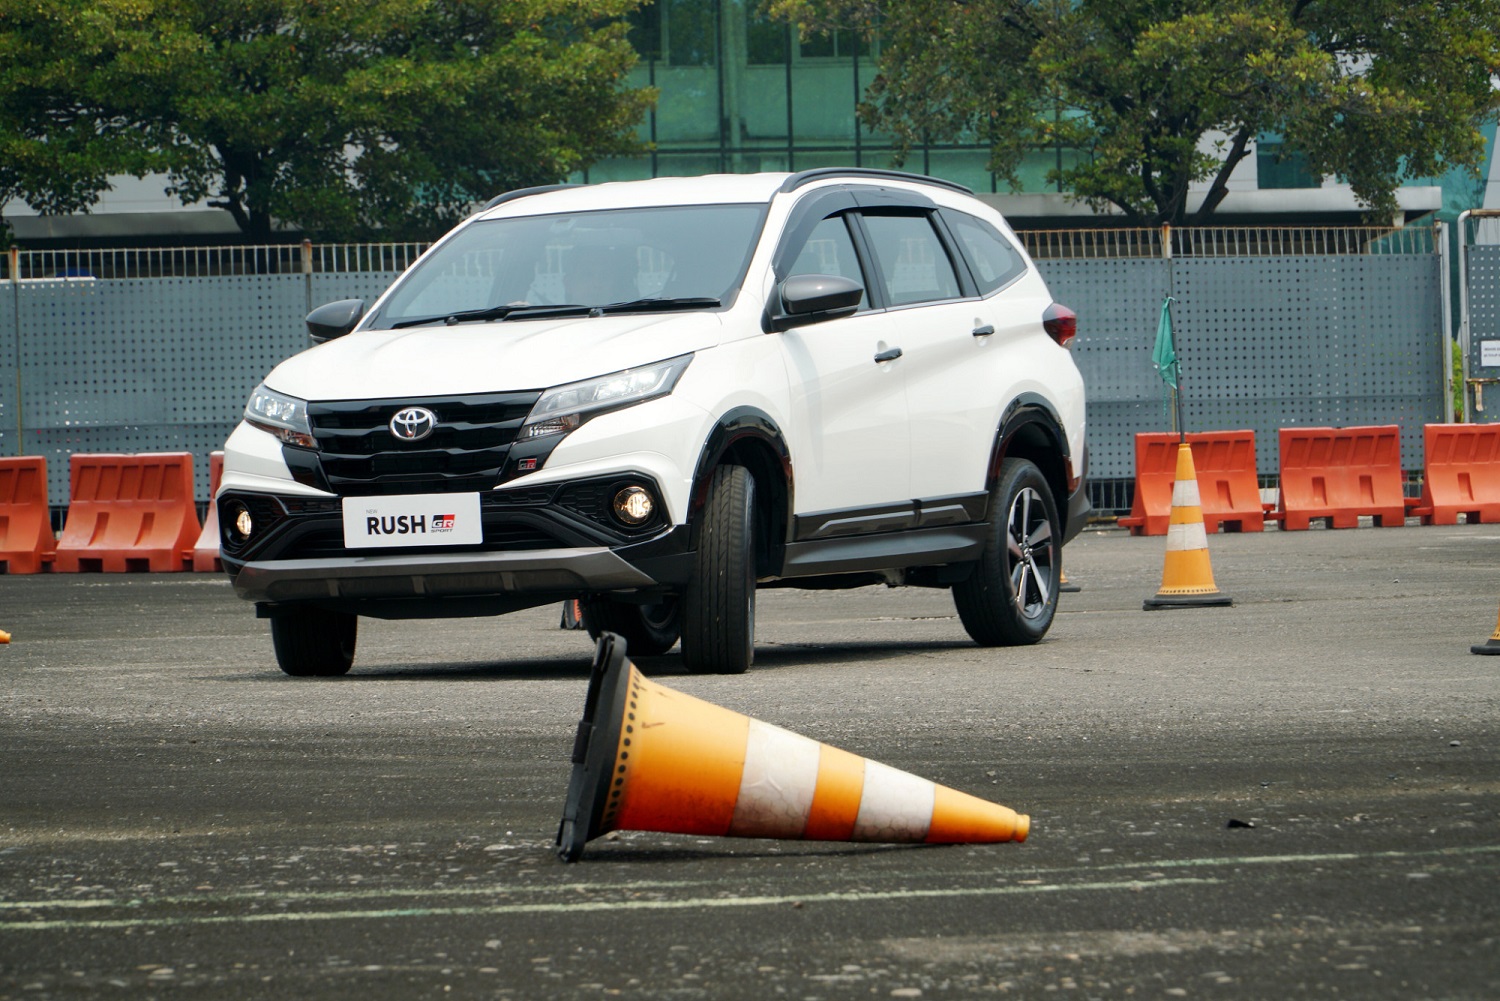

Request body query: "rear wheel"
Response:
[953, 457, 1060, 646]
[581, 596, 682, 656]
[680, 464, 756, 674]
[269, 606, 357, 677]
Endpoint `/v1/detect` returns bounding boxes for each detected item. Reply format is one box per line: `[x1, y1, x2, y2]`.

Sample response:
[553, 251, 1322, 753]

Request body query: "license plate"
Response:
[342, 493, 483, 549]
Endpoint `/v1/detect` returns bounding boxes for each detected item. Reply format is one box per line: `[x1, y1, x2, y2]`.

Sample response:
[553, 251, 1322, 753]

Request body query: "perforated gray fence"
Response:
[1465, 245, 1500, 424]
[0, 236, 1450, 516]
[1037, 253, 1446, 481]
[4, 272, 402, 505]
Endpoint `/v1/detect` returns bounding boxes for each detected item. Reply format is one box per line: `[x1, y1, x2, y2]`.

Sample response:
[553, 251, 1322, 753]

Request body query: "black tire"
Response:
[953, 457, 1061, 646]
[580, 596, 682, 656]
[269, 606, 357, 677]
[680, 464, 756, 674]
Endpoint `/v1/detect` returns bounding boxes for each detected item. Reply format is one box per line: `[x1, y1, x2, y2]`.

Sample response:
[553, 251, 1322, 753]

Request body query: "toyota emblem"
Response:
[389, 406, 438, 441]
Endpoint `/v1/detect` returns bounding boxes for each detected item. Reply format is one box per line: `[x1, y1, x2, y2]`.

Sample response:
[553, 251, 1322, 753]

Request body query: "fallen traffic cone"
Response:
[0, 629, 9, 644]
[1144, 442, 1232, 610]
[557, 633, 1030, 861]
[1472, 602, 1500, 655]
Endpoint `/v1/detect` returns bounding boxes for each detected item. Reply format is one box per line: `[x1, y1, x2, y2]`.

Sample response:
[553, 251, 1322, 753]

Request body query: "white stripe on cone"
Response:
[729, 720, 820, 838]
[853, 760, 936, 842]
[1166, 520, 1209, 552]
[1171, 476, 1202, 508]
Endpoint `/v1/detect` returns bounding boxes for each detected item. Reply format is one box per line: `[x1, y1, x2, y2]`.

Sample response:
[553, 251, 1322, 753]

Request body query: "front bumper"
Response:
[229, 546, 658, 609]
[217, 470, 696, 616]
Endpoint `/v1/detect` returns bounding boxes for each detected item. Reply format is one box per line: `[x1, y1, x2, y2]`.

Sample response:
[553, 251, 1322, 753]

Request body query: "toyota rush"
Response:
[218, 169, 1089, 676]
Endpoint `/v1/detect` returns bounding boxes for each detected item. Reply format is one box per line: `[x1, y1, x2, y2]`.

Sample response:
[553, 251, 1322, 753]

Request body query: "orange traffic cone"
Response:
[1143, 442, 1232, 610]
[557, 634, 1030, 861]
[1472, 602, 1500, 655]
[0, 629, 9, 644]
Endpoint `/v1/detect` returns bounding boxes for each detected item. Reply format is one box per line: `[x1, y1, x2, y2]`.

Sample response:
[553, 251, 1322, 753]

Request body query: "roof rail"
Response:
[480, 184, 576, 211]
[779, 168, 973, 196]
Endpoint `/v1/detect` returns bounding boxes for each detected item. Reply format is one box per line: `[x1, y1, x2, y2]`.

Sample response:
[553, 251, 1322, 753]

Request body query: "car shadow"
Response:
[221, 636, 983, 682]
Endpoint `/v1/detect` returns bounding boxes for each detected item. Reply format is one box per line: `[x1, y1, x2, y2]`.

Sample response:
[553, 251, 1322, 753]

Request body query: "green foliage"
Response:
[1454, 338, 1466, 422]
[0, 1, 172, 246]
[769, 0, 1500, 226]
[0, 0, 653, 242]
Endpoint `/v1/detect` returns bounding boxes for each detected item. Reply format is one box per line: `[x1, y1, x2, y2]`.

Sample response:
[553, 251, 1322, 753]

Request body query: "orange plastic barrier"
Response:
[53, 452, 202, 572]
[192, 451, 225, 572]
[1274, 425, 1409, 530]
[1411, 424, 1500, 525]
[1117, 431, 1266, 536]
[0, 456, 57, 574]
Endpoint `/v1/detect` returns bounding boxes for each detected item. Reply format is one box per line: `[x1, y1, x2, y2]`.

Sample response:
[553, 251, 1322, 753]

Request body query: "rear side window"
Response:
[945, 210, 1026, 294]
[860, 213, 962, 307]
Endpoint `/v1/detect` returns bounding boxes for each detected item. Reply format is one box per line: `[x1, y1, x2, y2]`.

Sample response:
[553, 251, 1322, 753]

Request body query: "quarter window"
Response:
[946, 210, 1026, 294]
[860, 213, 961, 307]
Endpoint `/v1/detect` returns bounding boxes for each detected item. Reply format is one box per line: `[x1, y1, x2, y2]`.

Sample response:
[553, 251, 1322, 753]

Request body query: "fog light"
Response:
[226, 502, 254, 542]
[612, 486, 654, 527]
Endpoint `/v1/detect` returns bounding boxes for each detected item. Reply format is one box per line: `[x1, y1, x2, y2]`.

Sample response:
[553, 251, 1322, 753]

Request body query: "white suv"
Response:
[218, 170, 1089, 676]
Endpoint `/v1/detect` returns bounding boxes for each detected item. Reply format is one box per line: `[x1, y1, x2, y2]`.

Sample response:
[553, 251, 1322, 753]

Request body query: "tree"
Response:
[0, 2, 168, 247]
[769, 0, 1500, 226]
[0, 0, 653, 243]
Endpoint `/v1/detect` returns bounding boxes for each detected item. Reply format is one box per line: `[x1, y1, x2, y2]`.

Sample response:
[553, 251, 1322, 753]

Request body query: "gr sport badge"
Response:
[389, 406, 438, 441]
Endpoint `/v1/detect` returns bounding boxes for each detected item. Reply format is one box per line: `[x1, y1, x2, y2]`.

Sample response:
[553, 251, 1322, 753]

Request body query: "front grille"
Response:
[307, 392, 541, 495]
[287, 521, 562, 560]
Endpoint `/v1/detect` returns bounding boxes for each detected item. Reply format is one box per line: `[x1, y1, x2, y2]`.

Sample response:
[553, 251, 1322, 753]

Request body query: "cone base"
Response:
[1471, 639, 1500, 655]
[1144, 592, 1234, 610]
[556, 634, 633, 862]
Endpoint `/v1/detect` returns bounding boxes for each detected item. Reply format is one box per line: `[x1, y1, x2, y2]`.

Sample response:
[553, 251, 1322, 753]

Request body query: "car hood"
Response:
[261, 312, 727, 401]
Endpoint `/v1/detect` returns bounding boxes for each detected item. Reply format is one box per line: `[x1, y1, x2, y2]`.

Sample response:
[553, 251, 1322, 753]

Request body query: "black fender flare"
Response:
[688, 407, 794, 565]
[988, 393, 1074, 499]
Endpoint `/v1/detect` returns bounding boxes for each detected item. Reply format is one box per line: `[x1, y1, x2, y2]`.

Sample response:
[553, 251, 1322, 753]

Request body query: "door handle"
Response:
[874, 347, 903, 363]
[972, 324, 995, 337]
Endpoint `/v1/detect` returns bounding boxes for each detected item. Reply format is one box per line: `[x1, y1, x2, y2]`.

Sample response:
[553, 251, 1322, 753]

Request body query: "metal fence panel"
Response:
[1466, 245, 1500, 423]
[1041, 254, 1444, 481]
[1, 283, 14, 458]
[1173, 256, 1443, 473]
[1035, 259, 1172, 480]
[15, 275, 306, 503]
[309, 272, 402, 312]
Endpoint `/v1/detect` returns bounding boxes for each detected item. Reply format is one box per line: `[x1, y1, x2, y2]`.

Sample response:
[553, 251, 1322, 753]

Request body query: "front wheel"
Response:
[269, 606, 357, 676]
[581, 596, 682, 656]
[680, 464, 756, 674]
[953, 457, 1060, 646]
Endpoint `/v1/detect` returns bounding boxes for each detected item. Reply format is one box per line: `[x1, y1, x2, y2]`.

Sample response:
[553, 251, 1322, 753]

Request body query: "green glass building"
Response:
[577, 0, 1071, 194]
[575, 0, 1486, 226]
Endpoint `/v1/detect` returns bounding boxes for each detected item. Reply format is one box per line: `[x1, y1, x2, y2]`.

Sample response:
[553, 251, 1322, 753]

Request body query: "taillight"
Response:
[1042, 303, 1077, 348]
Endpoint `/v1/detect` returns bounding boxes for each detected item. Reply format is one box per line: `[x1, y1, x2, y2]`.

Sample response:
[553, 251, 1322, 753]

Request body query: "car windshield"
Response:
[373, 203, 765, 328]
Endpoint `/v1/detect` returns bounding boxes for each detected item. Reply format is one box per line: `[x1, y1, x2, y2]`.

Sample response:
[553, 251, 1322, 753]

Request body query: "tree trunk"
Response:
[1191, 127, 1254, 223]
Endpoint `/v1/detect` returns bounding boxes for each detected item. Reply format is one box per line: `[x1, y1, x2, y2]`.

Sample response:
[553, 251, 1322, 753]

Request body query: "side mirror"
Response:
[306, 299, 365, 344]
[769, 274, 863, 331]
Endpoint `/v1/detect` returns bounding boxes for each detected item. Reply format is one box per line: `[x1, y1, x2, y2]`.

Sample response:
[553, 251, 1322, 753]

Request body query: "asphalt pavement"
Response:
[0, 523, 1496, 999]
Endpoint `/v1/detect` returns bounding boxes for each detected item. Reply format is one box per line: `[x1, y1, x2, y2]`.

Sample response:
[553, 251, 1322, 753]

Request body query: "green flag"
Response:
[1152, 296, 1179, 389]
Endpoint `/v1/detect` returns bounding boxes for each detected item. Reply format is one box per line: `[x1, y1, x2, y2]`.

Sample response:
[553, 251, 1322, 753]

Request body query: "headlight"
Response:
[244, 384, 315, 449]
[522, 354, 693, 439]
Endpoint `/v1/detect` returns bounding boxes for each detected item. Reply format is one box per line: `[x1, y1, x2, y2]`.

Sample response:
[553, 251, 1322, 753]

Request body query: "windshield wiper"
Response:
[388, 297, 720, 329]
[595, 296, 722, 315]
[390, 304, 521, 329]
